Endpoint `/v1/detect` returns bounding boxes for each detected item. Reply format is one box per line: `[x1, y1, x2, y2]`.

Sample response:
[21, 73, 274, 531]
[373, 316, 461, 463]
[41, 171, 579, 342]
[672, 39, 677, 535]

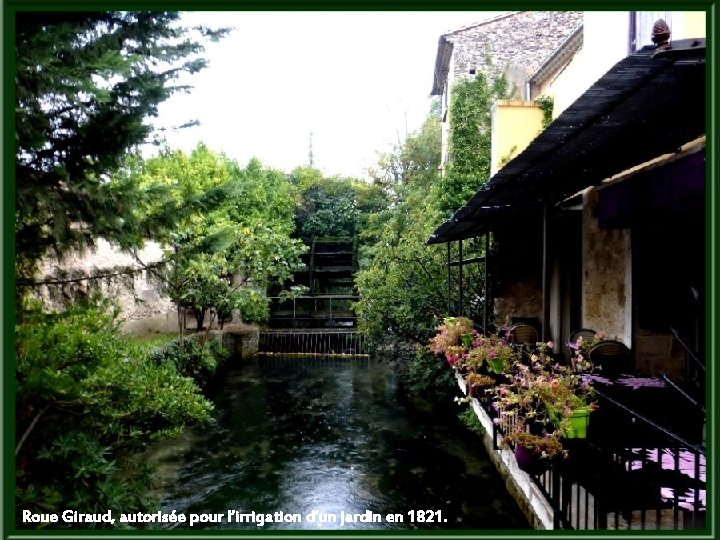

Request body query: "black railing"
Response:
[268, 295, 358, 328]
[479, 382, 705, 530]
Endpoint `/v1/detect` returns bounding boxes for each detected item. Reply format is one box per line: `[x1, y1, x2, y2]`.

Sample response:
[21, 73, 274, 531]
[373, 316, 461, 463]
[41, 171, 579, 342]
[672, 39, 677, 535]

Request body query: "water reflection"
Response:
[148, 356, 529, 530]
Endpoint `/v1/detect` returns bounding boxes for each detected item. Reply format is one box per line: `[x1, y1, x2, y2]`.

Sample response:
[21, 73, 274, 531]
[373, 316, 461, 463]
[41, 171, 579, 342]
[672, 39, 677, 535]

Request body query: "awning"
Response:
[428, 38, 706, 245]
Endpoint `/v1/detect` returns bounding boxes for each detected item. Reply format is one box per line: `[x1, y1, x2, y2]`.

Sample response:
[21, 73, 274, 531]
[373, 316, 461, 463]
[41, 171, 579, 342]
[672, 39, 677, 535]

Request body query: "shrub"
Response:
[458, 407, 485, 436]
[405, 348, 457, 404]
[148, 334, 229, 389]
[15, 299, 213, 522]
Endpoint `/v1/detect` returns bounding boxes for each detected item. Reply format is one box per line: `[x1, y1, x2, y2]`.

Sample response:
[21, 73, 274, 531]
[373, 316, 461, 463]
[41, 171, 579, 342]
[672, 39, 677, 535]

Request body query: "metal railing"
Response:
[258, 329, 367, 355]
[480, 385, 706, 530]
[268, 295, 358, 328]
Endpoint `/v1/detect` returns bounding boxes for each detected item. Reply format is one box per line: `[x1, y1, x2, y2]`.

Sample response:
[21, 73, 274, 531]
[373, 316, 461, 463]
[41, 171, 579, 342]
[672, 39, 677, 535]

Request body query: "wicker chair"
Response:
[568, 328, 598, 346]
[506, 324, 539, 346]
[588, 340, 633, 377]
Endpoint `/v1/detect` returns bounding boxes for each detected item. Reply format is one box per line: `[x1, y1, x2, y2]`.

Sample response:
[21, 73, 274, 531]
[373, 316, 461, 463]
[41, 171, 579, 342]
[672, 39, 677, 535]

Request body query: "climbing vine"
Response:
[431, 72, 508, 216]
[535, 95, 555, 128]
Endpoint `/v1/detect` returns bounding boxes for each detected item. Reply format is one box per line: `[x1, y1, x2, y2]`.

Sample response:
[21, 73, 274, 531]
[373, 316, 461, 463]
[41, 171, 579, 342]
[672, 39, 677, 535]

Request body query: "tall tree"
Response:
[357, 94, 492, 347]
[15, 12, 228, 281]
[356, 103, 446, 344]
[130, 147, 306, 333]
[290, 167, 387, 246]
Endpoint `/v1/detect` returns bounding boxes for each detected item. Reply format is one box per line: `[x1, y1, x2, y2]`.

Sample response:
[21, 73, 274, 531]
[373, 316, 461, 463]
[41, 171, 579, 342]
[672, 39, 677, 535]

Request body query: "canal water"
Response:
[147, 355, 529, 530]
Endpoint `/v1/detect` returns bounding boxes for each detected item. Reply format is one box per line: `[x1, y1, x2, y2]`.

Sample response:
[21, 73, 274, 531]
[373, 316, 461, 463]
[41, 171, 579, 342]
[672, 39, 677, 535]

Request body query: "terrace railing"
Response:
[478, 382, 706, 530]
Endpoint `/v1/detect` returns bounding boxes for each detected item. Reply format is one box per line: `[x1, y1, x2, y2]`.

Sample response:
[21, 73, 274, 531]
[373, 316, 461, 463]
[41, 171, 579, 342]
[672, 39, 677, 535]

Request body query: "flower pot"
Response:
[514, 445, 549, 475]
[564, 406, 592, 439]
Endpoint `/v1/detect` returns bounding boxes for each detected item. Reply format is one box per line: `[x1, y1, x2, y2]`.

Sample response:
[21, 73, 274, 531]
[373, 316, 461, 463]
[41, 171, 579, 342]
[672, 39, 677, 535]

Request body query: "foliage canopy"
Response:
[15, 11, 228, 280]
[129, 146, 306, 330]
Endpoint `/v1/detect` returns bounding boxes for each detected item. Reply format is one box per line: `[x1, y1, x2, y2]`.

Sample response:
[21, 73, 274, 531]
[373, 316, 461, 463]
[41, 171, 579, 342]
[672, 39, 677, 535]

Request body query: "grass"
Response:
[124, 332, 178, 351]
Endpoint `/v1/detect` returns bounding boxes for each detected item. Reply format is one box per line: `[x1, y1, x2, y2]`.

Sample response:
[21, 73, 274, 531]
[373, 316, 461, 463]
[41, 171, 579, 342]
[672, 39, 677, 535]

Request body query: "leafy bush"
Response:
[15, 298, 213, 522]
[458, 407, 485, 436]
[148, 334, 229, 390]
[404, 348, 457, 405]
[16, 431, 154, 525]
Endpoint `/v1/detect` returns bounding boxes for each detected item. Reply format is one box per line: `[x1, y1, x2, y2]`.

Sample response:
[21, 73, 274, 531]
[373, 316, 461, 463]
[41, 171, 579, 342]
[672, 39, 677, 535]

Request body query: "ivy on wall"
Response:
[535, 95, 555, 128]
[431, 72, 508, 217]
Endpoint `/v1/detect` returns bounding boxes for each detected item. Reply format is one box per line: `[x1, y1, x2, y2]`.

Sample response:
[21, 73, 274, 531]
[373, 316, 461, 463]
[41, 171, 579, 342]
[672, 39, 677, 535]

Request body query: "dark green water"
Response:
[147, 355, 529, 530]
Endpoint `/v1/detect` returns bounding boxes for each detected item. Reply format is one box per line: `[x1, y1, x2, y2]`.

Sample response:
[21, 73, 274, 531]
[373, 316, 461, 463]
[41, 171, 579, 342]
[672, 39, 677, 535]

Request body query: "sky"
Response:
[152, 11, 504, 179]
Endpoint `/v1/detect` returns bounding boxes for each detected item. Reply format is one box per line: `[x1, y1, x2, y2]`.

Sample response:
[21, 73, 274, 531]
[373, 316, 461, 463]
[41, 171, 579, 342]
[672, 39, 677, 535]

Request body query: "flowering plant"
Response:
[501, 429, 566, 460]
[430, 317, 519, 375]
[430, 317, 475, 367]
[490, 345, 597, 438]
[570, 332, 605, 372]
[465, 335, 516, 374]
[466, 372, 496, 388]
[536, 370, 597, 428]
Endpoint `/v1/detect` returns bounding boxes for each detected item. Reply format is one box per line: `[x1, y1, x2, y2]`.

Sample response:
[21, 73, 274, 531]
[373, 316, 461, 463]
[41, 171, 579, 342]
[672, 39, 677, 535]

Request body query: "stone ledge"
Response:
[223, 323, 259, 335]
[222, 325, 259, 360]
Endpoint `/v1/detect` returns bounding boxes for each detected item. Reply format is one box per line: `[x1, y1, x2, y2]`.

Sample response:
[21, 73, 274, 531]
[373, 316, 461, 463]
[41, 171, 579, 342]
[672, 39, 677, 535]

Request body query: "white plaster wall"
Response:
[551, 11, 706, 119]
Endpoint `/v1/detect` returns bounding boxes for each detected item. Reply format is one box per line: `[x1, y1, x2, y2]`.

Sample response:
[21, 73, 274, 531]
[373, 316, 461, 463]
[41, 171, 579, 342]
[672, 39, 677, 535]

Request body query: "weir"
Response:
[258, 328, 367, 355]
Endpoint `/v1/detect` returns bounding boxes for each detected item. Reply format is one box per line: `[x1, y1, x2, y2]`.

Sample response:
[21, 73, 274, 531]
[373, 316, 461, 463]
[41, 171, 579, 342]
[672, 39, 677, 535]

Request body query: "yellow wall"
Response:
[490, 100, 544, 176]
[672, 11, 706, 39]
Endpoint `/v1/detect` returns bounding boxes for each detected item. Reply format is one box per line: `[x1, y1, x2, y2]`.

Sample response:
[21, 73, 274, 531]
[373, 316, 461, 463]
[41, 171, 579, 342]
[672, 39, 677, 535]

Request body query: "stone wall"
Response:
[448, 11, 583, 98]
[581, 189, 632, 345]
[494, 280, 543, 328]
[222, 324, 260, 360]
[634, 329, 686, 380]
[33, 239, 187, 334]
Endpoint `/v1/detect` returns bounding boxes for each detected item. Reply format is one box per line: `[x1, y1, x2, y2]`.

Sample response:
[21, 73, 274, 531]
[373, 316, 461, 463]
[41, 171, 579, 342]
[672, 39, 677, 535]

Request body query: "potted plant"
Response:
[570, 331, 605, 373]
[489, 345, 597, 440]
[465, 334, 517, 376]
[536, 369, 597, 439]
[502, 429, 566, 475]
[465, 372, 496, 399]
[429, 316, 475, 370]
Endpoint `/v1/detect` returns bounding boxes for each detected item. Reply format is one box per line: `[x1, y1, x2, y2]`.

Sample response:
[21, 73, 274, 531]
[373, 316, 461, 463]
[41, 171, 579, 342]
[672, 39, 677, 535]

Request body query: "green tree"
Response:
[130, 147, 306, 333]
[356, 104, 445, 344]
[290, 167, 387, 246]
[13, 13, 230, 523]
[15, 12, 228, 283]
[356, 98, 490, 348]
[15, 298, 214, 522]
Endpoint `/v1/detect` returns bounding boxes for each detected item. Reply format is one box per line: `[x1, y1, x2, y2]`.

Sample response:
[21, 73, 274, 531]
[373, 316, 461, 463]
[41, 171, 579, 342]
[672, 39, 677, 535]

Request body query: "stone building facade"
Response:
[431, 11, 583, 171]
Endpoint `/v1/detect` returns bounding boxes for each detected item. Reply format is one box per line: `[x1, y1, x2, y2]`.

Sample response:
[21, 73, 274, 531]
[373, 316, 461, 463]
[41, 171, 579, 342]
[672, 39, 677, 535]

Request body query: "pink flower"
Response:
[546, 341, 554, 349]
